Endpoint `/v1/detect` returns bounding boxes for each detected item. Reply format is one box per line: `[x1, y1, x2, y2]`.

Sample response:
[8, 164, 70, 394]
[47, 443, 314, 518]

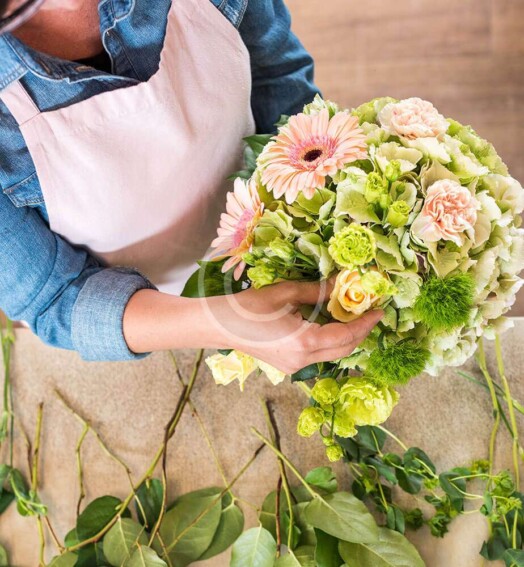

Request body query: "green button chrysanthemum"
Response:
[328, 224, 376, 269]
[297, 407, 325, 437]
[311, 378, 340, 406]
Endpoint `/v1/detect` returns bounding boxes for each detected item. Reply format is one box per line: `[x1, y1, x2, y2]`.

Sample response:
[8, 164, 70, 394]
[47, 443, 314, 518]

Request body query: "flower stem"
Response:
[376, 425, 408, 452]
[494, 335, 520, 490]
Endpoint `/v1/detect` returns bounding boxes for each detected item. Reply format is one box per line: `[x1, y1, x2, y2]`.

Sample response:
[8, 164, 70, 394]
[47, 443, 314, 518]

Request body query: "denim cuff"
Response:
[71, 267, 157, 361]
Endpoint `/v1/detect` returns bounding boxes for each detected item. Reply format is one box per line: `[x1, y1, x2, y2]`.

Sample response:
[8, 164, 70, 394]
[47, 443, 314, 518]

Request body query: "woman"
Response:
[0, 0, 383, 374]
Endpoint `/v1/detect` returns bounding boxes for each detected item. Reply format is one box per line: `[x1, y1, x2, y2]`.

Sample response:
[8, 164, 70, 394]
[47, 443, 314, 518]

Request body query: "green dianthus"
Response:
[414, 274, 475, 331]
[328, 224, 376, 269]
[368, 341, 431, 385]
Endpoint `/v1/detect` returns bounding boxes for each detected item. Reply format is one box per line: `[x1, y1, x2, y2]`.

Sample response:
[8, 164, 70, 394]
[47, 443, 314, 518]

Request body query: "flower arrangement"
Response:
[195, 95, 524, 461]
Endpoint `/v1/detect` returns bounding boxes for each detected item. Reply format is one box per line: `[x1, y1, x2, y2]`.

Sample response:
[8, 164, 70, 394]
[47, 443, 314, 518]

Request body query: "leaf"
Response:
[76, 496, 125, 541]
[155, 487, 222, 566]
[259, 491, 300, 549]
[47, 552, 78, 567]
[291, 363, 320, 383]
[230, 527, 277, 567]
[438, 471, 466, 511]
[314, 529, 344, 567]
[338, 527, 425, 567]
[276, 546, 316, 566]
[103, 517, 148, 566]
[0, 490, 14, 515]
[503, 549, 524, 566]
[304, 492, 379, 544]
[395, 470, 423, 495]
[136, 479, 164, 530]
[127, 546, 167, 567]
[198, 500, 244, 560]
[305, 468, 338, 494]
[75, 542, 107, 567]
[181, 260, 243, 299]
[0, 545, 8, 567]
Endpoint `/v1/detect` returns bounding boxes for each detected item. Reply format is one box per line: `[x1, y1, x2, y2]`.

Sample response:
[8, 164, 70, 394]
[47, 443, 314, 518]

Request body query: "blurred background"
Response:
[287, 0, 524, 314]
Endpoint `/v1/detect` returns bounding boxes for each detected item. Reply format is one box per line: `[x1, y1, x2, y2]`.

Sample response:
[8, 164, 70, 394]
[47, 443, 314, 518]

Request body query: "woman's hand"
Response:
[202, 280, 384, 374]
[123, 281, 383, 374]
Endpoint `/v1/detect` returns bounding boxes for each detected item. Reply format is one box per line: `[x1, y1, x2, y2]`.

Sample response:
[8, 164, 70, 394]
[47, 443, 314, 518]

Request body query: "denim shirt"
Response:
[0, 0, 319, 361]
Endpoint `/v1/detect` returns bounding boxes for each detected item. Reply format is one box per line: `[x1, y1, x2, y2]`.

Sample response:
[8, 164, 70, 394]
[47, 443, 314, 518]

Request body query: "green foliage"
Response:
[305, 467, 338, 494]
[135, 479, 163, 530]
[0, 544, 8, 567]
[198, 496, 244, 560]
[103, 518, 148, 566]
[127, 545, 167, 567]
[367, 341, 431, 385]
[414, 274, 475, 331]
[230, 526, 276, 567]
[181, 259, 244, 298]
[76, 496, 127, 541]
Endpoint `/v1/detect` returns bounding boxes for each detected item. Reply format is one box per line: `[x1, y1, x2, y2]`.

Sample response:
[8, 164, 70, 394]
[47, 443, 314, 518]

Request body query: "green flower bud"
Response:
[322, 436, 336, 447]
[297, 407, 325, 437]
[247, 262, 276, 289]
[332, 411, 357, 438]
[384, 159, 402, 182]
[311, 378, 340, 406]
[364, 172, 389, 207]
[386, 200, 411, 227]
[303, 94, 339, 118]
[361, 270, 397, 297]
[268, 238, 295, 261]
[242, 252, 258, 266]
[326, 444, 344, 462]
[328, 224, 376, 269]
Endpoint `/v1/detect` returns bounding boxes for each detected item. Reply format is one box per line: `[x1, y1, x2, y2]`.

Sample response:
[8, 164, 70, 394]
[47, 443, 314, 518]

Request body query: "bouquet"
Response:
[187, 95, 524, 461]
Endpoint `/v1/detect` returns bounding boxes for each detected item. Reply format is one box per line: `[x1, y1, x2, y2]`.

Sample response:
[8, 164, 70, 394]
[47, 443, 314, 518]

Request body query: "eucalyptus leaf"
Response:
[338, 527, 425, 567]
[304, 493, 379, 544]
[47, 552, 78, 567]
[503, 548, 524, 566]
[103, 517, 148, 567]
[76, 496, 126, 541]
[276, 546, 316, 566]
[305, 468, 337, 494]
[136, 479, 163, 530]
[230, 527, 276, 567]
[155, 487, 222, 566]
[127, 546, 167, 567]
[198, 500, 244, 560]
[314, 528, 344, 567]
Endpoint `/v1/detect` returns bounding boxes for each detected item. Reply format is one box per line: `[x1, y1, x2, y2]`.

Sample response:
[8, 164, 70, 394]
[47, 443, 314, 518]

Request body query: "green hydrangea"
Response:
[365, 172, 390, 208]
[297, 407, 325, 437]
[328, 224, 376, 269]
[361, 270, 397, 297]
[326, 444, 344, 462]
[336, 378, 399, 426]
[269, 238, 295, 261]
[311, 378, 340, 406]
[386, 201, 411, 227]
[247, 263, 276, 289]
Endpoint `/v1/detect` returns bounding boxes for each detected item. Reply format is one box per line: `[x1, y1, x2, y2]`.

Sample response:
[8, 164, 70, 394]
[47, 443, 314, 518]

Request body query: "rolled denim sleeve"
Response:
[239, 0, 321, 133]
[0, 192, 156, 361]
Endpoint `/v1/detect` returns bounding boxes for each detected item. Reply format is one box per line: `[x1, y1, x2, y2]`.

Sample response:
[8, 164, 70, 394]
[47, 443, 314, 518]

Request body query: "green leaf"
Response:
[304, 492, 379, 544]
[155, 487, 222, 566]
[503, 549, 524, 566]
[403, 448, 435, 476]
[0, 490, 14, 515]
[127, 546, 167, 567]
[244, 134, 273, 157]
[198, 500, 244, 560]
[103, 517, 148, 566]
[76, 496, 125, 541]
[438, 471, 466, 511]
[47, 552, 78, 567]
[181, 260, 243, 298]
[276, 546, 316, 566]
[314, 529, 344, 567]
[0, 544, 8, 567]
[136, 479, 163, 530]
[291, 363, 320, 383]
[305, 468, 338, 494]
[75, 542, 107, 567]
[230, 527, 276, 567]
[338, 527, 425, 567]
[395, 470, 423, 495]
[259, 491, 300, 549]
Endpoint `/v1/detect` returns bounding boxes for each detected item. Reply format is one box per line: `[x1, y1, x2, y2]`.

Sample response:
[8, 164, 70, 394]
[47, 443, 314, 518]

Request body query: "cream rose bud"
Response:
[205, 351, 257, 390]
[327, 269, 381, 323]
[411, 179, 480, 246]
[378, 97, 449, 140]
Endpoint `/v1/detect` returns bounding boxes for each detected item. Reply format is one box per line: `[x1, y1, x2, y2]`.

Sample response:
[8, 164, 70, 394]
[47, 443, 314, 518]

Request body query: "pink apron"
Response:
[0, 0, 255, 294]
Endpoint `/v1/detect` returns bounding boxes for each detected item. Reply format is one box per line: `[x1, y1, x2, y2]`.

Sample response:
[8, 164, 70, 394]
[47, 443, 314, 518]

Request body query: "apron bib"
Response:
[0, 0, 255, 294]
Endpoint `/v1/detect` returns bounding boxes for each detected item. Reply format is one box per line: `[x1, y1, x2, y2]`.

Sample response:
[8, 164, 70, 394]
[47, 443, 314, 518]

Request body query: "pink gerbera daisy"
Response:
[259, 108, 367, 204]
[211, 177, 264, 280]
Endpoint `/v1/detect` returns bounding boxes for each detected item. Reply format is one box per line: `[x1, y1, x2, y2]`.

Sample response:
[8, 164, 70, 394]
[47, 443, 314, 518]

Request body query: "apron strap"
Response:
[0, 80, 40, 125]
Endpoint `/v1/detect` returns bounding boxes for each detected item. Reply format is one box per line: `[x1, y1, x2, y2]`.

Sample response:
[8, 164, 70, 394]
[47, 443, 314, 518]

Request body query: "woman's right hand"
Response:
[202, 280, 384, 374]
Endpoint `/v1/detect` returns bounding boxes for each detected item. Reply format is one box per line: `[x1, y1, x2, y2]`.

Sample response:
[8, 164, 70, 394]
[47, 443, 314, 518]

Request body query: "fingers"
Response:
[276, 278, 335, 306]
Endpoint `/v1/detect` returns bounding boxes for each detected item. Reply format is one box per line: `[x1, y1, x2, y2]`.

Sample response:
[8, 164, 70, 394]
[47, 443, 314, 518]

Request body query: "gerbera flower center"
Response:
[289, 135, 337, 171]
[303, 148, 324, 162]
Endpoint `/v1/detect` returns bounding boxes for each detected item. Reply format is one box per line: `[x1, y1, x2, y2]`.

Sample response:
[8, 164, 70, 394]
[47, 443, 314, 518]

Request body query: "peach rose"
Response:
[327, 270, 380, 323]
[411, 179, 480, 246]
[378, 98, 449, 140]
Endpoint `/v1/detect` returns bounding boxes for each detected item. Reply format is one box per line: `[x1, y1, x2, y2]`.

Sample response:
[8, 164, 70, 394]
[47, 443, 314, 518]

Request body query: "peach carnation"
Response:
[378, 97, 449, 139]
[259, 108, 367, 204]
[211, 177, 264, 280]
[411, 179, 480, 246]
